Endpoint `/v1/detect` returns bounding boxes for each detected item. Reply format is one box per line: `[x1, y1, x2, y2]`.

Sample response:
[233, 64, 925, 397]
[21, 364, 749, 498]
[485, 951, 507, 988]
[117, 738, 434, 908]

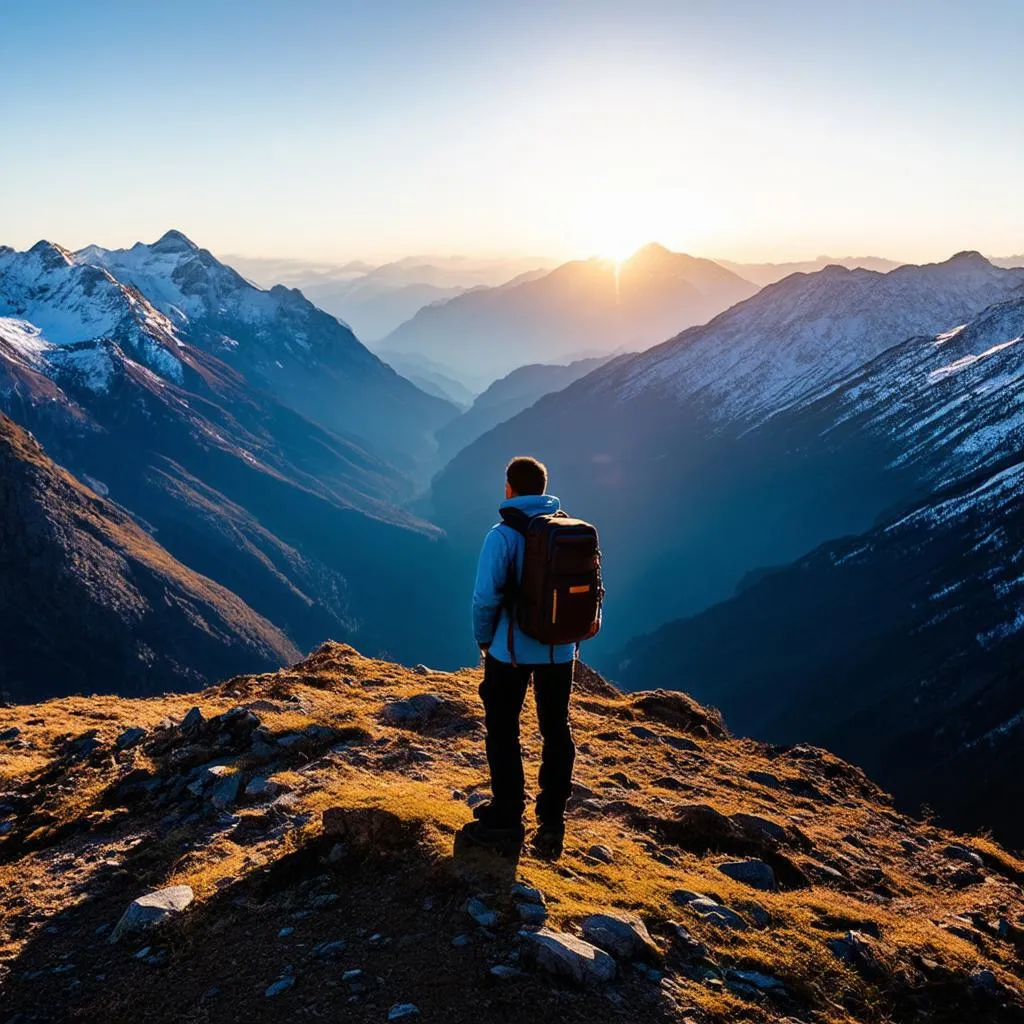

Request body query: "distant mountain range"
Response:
[432, 252, 1024, 655]
[614, 295, 1024, 843]
[226, 252, 556, 340]
[0, 412, 297, 701]
[79, 231, 457, 471]
[716, 255, 903, 286]
[380, 244, 759, 385]
[435, 355, 620, 467]
[0, 235, 471, 694]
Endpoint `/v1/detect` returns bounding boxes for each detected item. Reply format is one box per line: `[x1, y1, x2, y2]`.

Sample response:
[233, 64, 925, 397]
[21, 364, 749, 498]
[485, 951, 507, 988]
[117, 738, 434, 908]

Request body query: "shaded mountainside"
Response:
[0, 247, 470, 679]
[614, 292, 1024, 846]
[382, 244, 758, 383]
[615, 452, 1024, 850]
[435, 355, 619, 465]
[77, 231, 457, 469]
[431, 254, 1024, 655]
[1, 644, 1023, 1023]
[0, 414, 297, 700]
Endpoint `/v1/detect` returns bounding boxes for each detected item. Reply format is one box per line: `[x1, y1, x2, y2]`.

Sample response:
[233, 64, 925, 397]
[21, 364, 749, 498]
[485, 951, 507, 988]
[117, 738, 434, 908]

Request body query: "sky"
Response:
[2, 0, 1022, 265]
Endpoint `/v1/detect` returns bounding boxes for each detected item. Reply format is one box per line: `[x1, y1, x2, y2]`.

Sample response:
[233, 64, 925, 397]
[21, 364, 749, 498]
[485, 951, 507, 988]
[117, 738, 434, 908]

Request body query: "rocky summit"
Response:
[1, 643, 1023, 1023]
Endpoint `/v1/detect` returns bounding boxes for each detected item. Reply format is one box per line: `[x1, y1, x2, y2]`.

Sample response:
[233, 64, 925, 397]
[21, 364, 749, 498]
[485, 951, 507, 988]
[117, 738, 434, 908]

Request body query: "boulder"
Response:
[466, 897, 498, 927]
[115, 727, 147, 750]
[380, 693, 466, 730]
[520, 927, 616, 986]
[180, 707, 204, 733]
[581, 912, 659, 961]
[587, 844, 615, 864]
[109, 885, 194, 943]
[209, 771, 242, 809]
[718, 859, 777, 892]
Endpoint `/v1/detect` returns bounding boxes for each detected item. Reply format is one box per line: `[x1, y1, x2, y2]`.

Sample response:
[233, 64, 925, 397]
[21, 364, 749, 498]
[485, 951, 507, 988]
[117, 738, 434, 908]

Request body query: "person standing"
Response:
[465, 456, 602, 859]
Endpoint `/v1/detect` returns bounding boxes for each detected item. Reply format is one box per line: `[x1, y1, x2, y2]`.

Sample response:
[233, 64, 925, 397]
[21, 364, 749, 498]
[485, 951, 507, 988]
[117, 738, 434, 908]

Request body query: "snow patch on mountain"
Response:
[602, 254, 1024, 427]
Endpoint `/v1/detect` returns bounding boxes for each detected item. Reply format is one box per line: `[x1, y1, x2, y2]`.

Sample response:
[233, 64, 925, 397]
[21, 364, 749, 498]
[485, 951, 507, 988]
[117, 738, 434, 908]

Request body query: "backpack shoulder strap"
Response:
[498, 505, 530, 536]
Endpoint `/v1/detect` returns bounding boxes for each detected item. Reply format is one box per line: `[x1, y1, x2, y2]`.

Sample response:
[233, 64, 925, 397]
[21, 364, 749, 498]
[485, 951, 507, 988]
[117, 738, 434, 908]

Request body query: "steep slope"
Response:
[614, 298, 1024, 845]
[382, 244, 759, 382]
[435, 355, 618, 464]
[0, 414, 297, 701]
[0, 243, 469, 672]
[77, 231, 457, 469]
[432, 254, 1024, 653]
[1, 645, 1022, 1024]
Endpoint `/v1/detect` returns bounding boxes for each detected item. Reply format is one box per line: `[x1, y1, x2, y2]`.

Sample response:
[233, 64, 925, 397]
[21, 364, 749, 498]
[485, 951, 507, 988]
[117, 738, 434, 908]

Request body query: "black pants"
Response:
[479, 653, 576, 828]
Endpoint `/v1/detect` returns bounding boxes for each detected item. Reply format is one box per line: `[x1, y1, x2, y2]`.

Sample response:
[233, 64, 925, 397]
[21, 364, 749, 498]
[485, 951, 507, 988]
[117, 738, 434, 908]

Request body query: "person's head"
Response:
[505, 455, 548, 499]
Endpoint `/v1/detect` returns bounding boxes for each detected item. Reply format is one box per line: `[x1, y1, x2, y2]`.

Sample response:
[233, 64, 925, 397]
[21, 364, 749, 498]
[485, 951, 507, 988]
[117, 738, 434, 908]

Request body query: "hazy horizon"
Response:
[3, 0, 1022, 266]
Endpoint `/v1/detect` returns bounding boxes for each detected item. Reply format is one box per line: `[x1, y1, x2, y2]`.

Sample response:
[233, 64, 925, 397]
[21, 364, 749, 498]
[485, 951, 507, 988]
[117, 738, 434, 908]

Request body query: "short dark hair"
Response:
[506, 455, 548, 496]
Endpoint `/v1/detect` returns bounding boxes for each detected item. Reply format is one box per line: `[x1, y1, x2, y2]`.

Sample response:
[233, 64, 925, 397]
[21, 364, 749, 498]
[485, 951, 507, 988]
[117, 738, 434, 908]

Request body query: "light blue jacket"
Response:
[472, 494, 576, 665]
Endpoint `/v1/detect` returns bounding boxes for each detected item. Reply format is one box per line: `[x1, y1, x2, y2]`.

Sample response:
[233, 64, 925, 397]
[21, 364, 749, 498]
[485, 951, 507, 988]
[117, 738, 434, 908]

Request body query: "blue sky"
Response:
[2, 0, 1021, 262]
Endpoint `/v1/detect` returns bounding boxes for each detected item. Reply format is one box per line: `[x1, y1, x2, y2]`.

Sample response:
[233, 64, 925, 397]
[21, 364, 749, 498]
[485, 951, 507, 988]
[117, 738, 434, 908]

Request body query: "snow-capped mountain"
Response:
[77, 231, 457, 468]
[381, 243, 760, 384]
[0, 238, 470, 672]
[0, 240, 186, 384]
[431, 253, 1024, 653]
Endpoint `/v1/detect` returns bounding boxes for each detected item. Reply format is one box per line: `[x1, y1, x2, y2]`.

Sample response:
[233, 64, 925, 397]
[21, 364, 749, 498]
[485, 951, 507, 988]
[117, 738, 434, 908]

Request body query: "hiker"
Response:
[465, 455, 602, 858]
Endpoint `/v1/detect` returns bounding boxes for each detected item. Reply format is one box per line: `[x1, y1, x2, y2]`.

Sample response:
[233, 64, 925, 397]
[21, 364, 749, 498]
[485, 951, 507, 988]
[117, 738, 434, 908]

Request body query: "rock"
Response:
[490, 963, 523, 980]
[277, 927, 294, 938]
[209, 771, 242, 809]
[672, 892, 749, 931]
[466, 897, 498, 927]
[276, 733, 304, 748]
[521, 927, 616, 986]
[581, 912, 659, 961]
[510, 883, 545, 904]
[180, 707, 204, 733]
[0, 726, 21, 741]
[670, 923, 708, 960]
[663, 735, 700, 752]
[828, 930, 881, 973]
[730, 813, 789, 845]
[109, 885, 194, 943]
[629, 725, 659, 741]
[265, 975, 294, 997]
[381, 693, 451, 728]
[244, 775, 289, 800]
[629, 691, 727, 739]
[942, 844, 984, 867]
[726, 968, 787, 996]
[718, 859, 777, 891]
[588, 844, 615, 864]
[388, 1003, 421, 1020]
[517, 902, 549, 925]
[452, 934, 472, 947]
[746, 770, 782, 789]
[311, 939, 346, 958]
[115, 727, 147, 750]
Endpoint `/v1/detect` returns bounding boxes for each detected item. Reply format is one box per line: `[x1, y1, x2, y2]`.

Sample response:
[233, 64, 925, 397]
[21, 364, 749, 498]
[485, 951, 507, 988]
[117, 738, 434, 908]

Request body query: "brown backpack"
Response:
[500, 507, 603, 654]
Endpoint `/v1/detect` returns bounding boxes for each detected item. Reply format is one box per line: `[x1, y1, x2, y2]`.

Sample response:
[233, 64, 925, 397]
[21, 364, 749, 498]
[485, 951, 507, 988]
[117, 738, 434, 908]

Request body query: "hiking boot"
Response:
[459, 818, 525, 855]
[472, 801, 524, 828]
[531, 822, 565, 861]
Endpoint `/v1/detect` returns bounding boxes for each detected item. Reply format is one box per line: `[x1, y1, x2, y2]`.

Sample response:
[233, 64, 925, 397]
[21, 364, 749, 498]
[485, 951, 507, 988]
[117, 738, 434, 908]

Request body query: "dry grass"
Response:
[1, 643, 1022, 1024]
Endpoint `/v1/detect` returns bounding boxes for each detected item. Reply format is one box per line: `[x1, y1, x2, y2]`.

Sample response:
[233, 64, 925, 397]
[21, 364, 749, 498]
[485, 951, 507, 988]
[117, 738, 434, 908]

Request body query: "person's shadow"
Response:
[452, 823, 522, 888]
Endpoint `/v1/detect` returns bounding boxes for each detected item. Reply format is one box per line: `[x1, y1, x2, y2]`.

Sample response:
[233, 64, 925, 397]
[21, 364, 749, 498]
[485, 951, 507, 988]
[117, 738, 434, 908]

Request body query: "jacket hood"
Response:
[499, 493, 561, 518]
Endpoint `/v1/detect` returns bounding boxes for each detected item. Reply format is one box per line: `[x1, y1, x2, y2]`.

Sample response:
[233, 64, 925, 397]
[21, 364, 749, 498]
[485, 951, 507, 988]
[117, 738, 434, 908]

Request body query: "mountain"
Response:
[373, 349, 478, 408]
[76, 231, 457, 469]
[0, 413, 297, 701]
[226, 253, 556, 340]
[0, 241, 470, 675]
[435, 355, 620, 466]
[716, 255, 902, 286]
[430, 253, 1024, 654]
[380, 244, 760, 383]
[2, 643, 1023, 1023]
[614, 293, 1024, 845]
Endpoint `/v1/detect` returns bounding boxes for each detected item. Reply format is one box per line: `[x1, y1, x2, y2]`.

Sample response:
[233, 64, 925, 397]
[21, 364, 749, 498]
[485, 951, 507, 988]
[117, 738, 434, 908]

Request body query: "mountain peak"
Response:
[943, 250, 992, 270]
[151, 229, 199, 254]
[26, 239, 74, 269]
